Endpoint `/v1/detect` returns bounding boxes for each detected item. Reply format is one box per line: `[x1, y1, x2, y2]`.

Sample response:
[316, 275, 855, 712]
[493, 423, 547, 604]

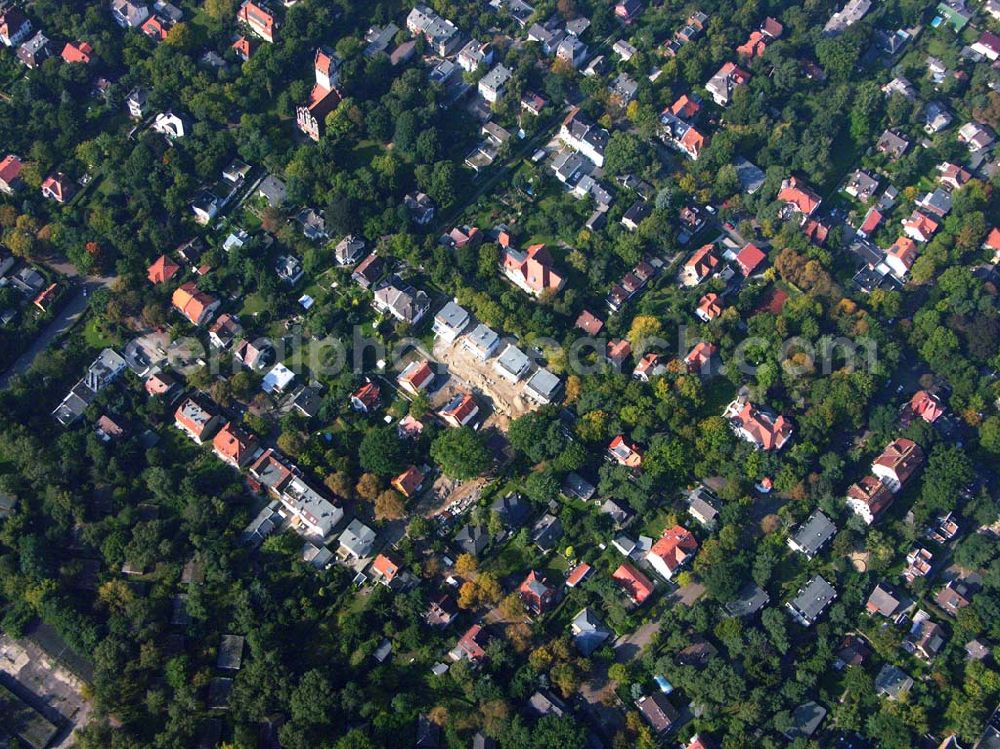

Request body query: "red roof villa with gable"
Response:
[371, 552, 401, 585]
[735, 243, 766, 276]
[391, 465, 424, 498]
[41, 173, 75, 204]
[909, 390, 945, 424]
[61, 41, 93, 64]
[237, 0, 276, 42]
[212, 422, 260, 469]
[778, 176, 821, 216]
[148, 254, 180, 285]
[684, 340, 717, 372]
[608, 435, 642, 468]
[0, 154, 24, 194]
[350, 381, 380, 413]
[723, 392, 792, 450]
[646, 525, 698, 580]
[501, 243, 564, 296]
[671, 94, 701, 119]
[846, 475, 895, 524]
[453, 624, 489, 662]
[519, 570, 557, 615]
[682, 243, 720, 286]
[613, 562, 654, 605]
[872, 437, 924, 493]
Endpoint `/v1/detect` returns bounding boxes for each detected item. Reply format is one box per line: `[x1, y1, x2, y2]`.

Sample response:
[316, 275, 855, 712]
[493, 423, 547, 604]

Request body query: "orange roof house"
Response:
[612, 562, 654, 605]
[681, 243, 720, 286]
[646, 525, 698, 580]
[398, 360, 434, 394]
[171, 281, 219, 326]
[575, 310, 604, 335]
[232, 35, 255, 60]
[237, 0, 276, 43]
[141, 15, 170, 41]
[737, 30, 768, 58]
[846, 475, 895, 524]
[350, 381, 381, 413]
[439, 393, 479, 428]
[148, 254, 180, 285]
[0, 154, 24, 193]
[566, 563, 592, 588]
[735, 243, 766, 276]
[371, 552, 402, 585]
[61, 41, 93, 64]
[518, 570, 557, 614]
[902, 211, 939, 242]
[41, 173, 75, 204]
[696, 293, 722, 322]
[678, 126, 706, 159]
[886, 236, 918, 278]
[909, 390, 945, 423]
[501, 243, 564, 296]
[608, 435, 642, 468]
[724, 394, 793, 451]
[985, 227, 1000, 254]
[671, 94, 701, 120]
[454, 624, 489, 662]
[872, 437, 924, 492]
[683, 341, 717, 372]
[778, 176, 821, 216]
[391, 465, 425, 498]
[212, 422, 260, 468]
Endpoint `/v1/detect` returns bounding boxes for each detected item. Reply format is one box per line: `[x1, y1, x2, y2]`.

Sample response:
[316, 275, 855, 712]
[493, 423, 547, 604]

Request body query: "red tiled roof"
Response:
[847, 476, 895, 519]
[612, 562, 654, 604]
[671, 94, 701, 119]
[874, 438, 925, 486]
[502, 243, 564, 294]
[0, 154, 23, 186]
[683, 341, 717, 370]
[737, 30, 768, 58]
[61, 41, 93, 63]
[697, 293, 722, 320]
[457, 624, 488, 660]
[148, 254, 180, 285]
[608, 435, 642, 467]
[391, 465, 424, 498]
[735, 243, 766, 276]
[372, 552, 401, 582]
[649, 525, 698, 573]
[171, 281, 217, 325]
[575, 310, 604, 335]
[351, 381, 380, 409]
[212, 422, 258, 466]
[985, 227, 1000, 251]
[778, 177, 821, 215]
[910, 390, 944, 423]
[566, 563, 592, 587]
[859, 209, 883, 235]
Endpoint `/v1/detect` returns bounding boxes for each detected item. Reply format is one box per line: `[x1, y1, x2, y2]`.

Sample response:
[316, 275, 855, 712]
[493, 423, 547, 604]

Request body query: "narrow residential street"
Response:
[0, 261, 117, 389]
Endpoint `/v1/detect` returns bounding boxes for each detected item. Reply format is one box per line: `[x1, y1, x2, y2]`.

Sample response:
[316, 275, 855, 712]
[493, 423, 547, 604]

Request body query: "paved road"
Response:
[0, 269, 116, 389]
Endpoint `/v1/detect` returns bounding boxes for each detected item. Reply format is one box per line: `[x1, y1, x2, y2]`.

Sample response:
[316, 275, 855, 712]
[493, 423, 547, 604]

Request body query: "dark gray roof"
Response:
[787, 575, 836, 625]
[562, 471, 596, 501]
[455, 523, 488, 556]
[875, 663, 913, 699]
[726, 583, 769, 617]
[789, 510, 836, 558]
[784, 701, 827, 740]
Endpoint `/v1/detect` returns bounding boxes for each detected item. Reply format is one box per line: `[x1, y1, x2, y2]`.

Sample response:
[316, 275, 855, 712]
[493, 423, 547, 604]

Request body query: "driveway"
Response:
[0, 270, 116, 389]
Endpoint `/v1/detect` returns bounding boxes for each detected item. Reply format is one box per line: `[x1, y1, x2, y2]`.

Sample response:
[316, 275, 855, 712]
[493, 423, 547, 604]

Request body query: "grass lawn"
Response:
[343, 140, 384, 171]
[240, 292, 267, 317]
[82, 316, 121, 349]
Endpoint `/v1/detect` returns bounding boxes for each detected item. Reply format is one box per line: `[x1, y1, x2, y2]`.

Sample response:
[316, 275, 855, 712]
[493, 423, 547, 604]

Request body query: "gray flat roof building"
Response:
[787, 510, 837, 559]
[786, 575, 837, 626]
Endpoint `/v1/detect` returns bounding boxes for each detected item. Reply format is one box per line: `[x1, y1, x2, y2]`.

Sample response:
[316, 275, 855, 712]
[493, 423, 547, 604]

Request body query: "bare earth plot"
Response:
[431, 336, 539, 430]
